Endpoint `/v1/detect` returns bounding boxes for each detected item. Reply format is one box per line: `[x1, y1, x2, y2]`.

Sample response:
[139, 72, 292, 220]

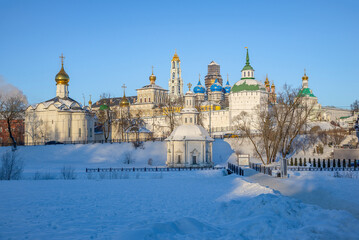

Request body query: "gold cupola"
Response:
[271, 82, 275, 90]
[264, 74, 270, 87]
[172, 49, 180, 62]
[55, 53, 70, 85]
[120, 84, 130, 107]
[302, 69, 308, 81]
[149, 66, 156, 84]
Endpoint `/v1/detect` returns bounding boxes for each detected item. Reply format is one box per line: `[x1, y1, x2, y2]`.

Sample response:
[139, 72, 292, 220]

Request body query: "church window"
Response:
[190, 118, 192, 123]
[79, 128, 81, 138]
[193, 156, 197, 164]
[68, 127, 71, 138]
[244, 72, 246, 77]
[149, 98, 151, 102]
[185, 118, 187, 123]
[140, 98, 142, 103]
[52, 120, 54, 124]
[172, 62, 175, 69]
[90, 128, 92, 137]
[144, 98, 146, 102]
[177, 155, 181, 164]
[172, 73, 175, 78]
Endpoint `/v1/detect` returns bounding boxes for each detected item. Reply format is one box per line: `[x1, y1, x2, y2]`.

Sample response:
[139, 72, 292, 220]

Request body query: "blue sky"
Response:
[0, 0, 358, 107]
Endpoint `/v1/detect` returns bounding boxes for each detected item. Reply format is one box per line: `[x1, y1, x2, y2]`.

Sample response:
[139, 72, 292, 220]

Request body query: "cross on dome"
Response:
[187, 83, 192, 91]
[59, 53, 65, 66]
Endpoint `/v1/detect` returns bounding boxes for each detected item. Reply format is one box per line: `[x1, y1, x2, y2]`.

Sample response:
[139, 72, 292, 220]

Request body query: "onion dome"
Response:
[224, 80, 231, 93]
[210, 79, 222, 92]
[55, 54, 69, 85]
[149, 67, 156, 84]
[193, 79, 205, 94]
[264, 74, 270, 88]
[271, 82, 275, 90]
[302, 73, 309, 81]
[120, 84, 130, 107]
[120, 96, 130, 107]
[172, 50, 180, 62]
[242, 48, 254, 71]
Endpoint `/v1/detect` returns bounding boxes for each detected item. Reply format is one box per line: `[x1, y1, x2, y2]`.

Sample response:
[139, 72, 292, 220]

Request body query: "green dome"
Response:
[298, 88, 316, 98]
[241, 48, 254, 71]
[231, 80, 265, 93]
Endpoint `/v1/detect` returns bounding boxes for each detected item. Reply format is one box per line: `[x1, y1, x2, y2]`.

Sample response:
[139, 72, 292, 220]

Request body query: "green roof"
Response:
[231, 81, 264, 93]
[100, 104, 109, 110]
[298, 88, 316, 98]
[340, 116, 351, 119]
[241, 48, 254, 71]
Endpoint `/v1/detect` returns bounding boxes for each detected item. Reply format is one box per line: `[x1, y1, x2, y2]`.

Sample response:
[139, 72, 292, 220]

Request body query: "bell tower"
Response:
[169, 50, 183, 99]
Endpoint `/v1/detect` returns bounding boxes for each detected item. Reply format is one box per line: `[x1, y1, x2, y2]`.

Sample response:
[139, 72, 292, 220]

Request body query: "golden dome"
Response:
[264, 74, 270, 87]
[172, 50, 180, 62]
[120, 96, 130, 107]
[55, 54, 69, 85]
[149, 67, 156, 84]
[271, 82, 275, 89]
[302, 73, 308, 81]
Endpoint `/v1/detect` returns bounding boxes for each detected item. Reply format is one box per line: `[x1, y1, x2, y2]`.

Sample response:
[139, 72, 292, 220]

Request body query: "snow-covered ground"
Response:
[1, 172, 359, 239]
[0, 140, 233, 176]
[1, 141, 359, 239]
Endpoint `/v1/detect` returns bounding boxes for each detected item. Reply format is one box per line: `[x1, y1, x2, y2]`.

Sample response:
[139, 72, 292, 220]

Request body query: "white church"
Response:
[24, 55, 95, 145]
[165, 84, 214, 167]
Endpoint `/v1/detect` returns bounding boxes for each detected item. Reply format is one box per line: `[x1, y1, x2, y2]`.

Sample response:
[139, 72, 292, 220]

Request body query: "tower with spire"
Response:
[241, 47, 255, 80]
[169, 50, 183, 99]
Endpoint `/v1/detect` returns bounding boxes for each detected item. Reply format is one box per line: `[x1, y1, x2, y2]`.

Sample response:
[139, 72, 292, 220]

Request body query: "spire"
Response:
[241, 47, 254, 71]
[246, 47, 250, 65]
[172, 49, 180, 62]
[226, 73, 230, 85]
[120, 84, 130, 107]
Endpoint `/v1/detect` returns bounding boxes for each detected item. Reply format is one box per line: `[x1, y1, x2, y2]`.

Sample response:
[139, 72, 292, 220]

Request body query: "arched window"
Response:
[140, 98, 142, 103]
[185, 118, 187, 123]
[244, 72, 246, 77]
[149, 98, 151, 102]
[177, 155, 181, 164]
[144, 98, 146, 103]
[172, 73, 175, 79]
[190, 118, 192, 123]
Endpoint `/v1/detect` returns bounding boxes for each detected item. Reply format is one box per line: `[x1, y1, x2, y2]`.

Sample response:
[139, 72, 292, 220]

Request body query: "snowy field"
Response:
[1, 171, 359, 239]
[1, 141, 359, 239]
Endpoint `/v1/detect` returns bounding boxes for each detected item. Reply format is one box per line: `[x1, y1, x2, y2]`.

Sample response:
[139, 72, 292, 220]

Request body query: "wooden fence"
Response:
[227, 163, 244, 176]
[85, 166, 226, 173]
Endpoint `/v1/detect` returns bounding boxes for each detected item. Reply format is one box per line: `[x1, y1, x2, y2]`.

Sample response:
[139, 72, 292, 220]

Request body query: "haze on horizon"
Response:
[0, 0, 358, 108]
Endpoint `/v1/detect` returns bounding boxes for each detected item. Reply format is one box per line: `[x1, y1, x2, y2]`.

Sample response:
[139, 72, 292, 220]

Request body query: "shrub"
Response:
[290, 158, 293, 166]
[313, 159, 316, 167]
[322, 160, 326, 168]
[122, 151, 135, 164]
[299, 158, 302, 166]
[294, 158, 298, 166]
[60, 165, 76, 180]
[304, 158, 307, 166]
[327, 159, 330, 168]
[0, 151, 23, 180]
[338, 159, 341, 168]
[355, 160, 357, 168]
[343, 159, 346, 168]
[318, 159, 321, 168]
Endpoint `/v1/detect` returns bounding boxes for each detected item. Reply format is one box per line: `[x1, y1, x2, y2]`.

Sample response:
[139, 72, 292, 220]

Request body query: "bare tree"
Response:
[0, 151, 23, 180]
[233, 85, 315, 165]
[327, 128, 347, 146]
[96, 93, 113, 142]
[0, 94, 27, 149]
[160, 96, 183, 136]
[351, 100, 359, 115]
[25, 111, 43, 144]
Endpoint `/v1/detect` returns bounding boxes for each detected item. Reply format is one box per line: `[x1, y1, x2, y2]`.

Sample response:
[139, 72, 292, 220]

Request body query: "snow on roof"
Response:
[166, 125, 214, 141]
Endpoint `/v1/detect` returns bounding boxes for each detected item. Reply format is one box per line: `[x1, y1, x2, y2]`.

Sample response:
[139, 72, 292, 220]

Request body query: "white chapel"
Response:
[165, 84, 214, 167]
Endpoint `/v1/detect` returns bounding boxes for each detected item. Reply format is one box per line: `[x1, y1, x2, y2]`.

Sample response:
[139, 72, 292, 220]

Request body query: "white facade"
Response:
[168, 51, 183, 99]
[165, 88, 214, 167]
[25, 58, 95, 145]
